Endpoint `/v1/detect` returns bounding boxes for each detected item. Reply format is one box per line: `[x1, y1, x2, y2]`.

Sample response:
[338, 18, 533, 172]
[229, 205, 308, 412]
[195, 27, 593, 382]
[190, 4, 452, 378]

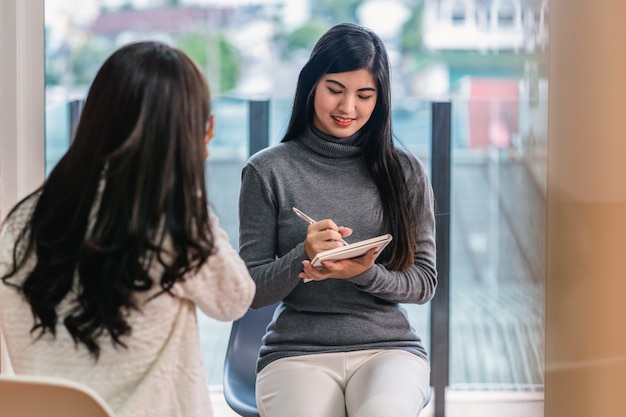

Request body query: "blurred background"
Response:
[42, 1, 548, 414]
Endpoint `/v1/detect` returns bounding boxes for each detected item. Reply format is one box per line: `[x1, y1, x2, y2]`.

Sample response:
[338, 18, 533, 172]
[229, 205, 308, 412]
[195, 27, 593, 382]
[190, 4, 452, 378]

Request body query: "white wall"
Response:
[0, 0, 45, 219]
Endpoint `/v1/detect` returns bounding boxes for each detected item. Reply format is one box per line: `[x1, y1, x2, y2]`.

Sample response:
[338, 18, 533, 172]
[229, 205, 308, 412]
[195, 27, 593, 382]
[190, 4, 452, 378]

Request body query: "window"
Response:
[451, 1, 467, 25]
[497, 0, 518, 28]
[0, 1, 45, 219]
[38, 1, 549, 413]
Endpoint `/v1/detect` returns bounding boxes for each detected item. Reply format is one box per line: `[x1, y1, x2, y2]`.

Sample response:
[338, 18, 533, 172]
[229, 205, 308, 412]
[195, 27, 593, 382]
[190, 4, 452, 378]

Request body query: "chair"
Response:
[222, 302, 432, 417]
[0, 373, 117, 417]
[223, 303, 278, 417]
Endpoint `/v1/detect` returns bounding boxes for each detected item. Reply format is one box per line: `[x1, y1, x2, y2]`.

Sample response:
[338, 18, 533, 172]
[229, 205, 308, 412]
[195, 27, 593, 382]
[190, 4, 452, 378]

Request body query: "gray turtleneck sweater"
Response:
[238, 127, 437, 372]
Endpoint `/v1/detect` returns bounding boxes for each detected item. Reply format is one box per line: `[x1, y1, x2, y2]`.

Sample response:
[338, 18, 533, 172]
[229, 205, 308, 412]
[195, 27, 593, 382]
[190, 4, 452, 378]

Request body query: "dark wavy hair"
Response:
[1, 41, 214, 358]
[282, 23, 419, 270]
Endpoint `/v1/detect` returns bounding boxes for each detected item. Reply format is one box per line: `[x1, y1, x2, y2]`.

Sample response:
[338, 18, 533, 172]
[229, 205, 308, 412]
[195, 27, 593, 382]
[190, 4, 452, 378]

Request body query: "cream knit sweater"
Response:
[0, 195, 255, 417]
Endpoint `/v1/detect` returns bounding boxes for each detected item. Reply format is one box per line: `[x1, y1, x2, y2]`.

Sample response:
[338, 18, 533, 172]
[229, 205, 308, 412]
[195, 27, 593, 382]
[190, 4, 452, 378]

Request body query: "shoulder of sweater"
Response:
[245, 142, 303, 174]
[1, 192, 40, 235]
[395, 147, 427, 175]
[12, 191, 41, 215]
[246, 142, 293, 164]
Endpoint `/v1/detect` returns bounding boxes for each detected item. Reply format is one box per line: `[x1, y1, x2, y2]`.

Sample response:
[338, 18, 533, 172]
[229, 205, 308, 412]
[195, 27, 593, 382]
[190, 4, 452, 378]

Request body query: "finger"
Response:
[338, 226, 353, 238]
[316, 219, 338, 230]
[314, 230, 345, 248]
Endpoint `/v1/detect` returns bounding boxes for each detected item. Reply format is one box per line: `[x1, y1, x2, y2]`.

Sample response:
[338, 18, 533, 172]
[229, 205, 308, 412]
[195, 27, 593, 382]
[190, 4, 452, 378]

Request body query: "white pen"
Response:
[292, 207, 348, 245]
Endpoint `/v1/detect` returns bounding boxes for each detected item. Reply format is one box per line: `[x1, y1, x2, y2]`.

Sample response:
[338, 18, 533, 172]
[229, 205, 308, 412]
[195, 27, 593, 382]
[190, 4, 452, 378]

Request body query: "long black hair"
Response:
[1, 41, 214, 358]
[282, 23, 419, 270]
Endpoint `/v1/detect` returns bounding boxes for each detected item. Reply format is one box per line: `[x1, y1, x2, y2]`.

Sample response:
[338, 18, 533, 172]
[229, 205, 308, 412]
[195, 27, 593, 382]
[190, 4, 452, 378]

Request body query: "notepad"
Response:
[310, 234, 393, 268]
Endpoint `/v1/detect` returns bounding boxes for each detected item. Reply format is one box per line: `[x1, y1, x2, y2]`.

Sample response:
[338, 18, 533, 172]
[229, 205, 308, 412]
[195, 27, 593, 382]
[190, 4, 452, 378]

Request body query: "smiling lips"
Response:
[332, 115, 354, 127]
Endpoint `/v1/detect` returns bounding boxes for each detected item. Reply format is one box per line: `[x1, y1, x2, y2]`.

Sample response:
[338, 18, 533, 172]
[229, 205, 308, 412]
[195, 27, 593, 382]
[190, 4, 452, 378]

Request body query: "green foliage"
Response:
[286, 22, 327, 53]
[177, 32, 208, 67]
[69, 40, 117, 86]
[45, 29, 62, 86]
[176, 32, 240, 93]
[400, 4, 425, 55]
[214, 34, 239, 93]
[119, 2, 134, 11]
[45, 68, 60, 85]
[311, 0, 364, 24]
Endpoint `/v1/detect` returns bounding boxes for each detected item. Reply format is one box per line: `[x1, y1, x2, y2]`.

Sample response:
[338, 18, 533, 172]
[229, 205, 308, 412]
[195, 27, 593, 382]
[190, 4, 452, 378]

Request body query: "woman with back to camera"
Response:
[238, 23, 437, 417]
[0, 41, 255, 417]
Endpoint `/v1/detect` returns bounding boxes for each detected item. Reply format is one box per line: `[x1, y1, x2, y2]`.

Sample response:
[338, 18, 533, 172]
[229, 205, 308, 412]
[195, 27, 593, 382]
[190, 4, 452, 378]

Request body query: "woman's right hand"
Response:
[304, 219, 352, 260]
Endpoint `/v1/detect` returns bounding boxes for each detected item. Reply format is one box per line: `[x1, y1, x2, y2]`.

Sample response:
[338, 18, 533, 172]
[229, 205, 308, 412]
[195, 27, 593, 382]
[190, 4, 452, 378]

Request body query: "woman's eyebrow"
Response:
[324, 79, 376, 92]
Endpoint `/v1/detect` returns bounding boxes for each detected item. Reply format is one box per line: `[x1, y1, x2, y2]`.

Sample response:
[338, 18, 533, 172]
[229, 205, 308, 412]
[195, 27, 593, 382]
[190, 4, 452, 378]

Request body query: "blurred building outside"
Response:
[42, 0, 550, 402]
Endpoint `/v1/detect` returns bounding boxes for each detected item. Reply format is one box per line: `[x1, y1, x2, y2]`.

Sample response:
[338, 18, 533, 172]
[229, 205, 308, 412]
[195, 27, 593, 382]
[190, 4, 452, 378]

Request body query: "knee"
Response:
[350, 395, 424, 417]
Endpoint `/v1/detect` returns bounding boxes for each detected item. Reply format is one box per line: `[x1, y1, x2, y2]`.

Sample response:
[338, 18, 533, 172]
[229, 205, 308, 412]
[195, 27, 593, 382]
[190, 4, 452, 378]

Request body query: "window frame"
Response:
[0, 0, 45, 218]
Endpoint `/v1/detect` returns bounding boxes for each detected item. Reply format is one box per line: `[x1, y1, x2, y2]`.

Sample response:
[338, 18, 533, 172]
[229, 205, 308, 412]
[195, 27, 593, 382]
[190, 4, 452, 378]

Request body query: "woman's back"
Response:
[0, 191, 254, 417]
[0, 41, 255, 417]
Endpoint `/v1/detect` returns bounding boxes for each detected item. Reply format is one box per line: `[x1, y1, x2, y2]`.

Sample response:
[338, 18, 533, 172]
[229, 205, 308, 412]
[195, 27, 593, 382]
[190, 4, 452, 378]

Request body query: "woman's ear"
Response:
[204, 114, 215, 159]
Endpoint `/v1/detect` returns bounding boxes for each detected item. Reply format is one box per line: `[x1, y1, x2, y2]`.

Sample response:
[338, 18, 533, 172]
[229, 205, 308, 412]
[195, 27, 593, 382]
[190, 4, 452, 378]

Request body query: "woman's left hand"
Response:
[298, 247, 379, 282]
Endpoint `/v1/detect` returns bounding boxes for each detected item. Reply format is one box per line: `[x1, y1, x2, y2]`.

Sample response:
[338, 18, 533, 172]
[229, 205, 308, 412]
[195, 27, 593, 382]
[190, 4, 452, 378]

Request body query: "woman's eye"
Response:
[328, 88, 341, 95]
[359, 95, 373, 100]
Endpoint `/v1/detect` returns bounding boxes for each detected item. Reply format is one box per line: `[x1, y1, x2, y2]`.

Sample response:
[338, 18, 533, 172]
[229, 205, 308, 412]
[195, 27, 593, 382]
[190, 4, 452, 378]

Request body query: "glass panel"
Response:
[448, 89, 547, 392]
[392, 97, 432, 160]
[43, 0, 549, 408]
[270, 99, 292, 146]
[44, 100, 70, 177]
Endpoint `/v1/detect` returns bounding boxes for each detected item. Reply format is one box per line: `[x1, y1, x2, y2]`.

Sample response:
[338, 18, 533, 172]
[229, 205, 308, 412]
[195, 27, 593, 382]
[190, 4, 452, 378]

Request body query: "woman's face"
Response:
[312, 69, 377, 138]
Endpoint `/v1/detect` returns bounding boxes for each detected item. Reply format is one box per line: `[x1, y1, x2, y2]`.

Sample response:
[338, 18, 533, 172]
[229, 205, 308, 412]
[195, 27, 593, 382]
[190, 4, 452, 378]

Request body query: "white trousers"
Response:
[256, 349, 430, 417]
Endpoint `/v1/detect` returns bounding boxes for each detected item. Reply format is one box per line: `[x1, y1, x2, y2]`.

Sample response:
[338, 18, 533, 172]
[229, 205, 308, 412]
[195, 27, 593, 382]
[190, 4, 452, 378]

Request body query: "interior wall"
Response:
[545, 1, 626, 416]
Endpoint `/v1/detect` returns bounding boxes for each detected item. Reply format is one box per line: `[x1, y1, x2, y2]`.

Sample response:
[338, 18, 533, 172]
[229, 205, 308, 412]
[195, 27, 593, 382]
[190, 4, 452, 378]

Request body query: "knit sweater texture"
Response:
[238, 127, 437, 373]
[0, 193, 256, 417]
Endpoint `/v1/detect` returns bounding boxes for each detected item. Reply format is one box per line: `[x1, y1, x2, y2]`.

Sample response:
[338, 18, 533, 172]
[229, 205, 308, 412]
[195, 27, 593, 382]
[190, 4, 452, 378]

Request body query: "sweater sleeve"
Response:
[170, 213, 256, 321]
[349, 156, 438, 305]
[238, 163, 308, 309]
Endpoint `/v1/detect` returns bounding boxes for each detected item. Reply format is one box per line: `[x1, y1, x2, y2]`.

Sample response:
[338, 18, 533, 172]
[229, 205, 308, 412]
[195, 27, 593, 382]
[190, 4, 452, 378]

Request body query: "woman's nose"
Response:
[338, 94, 356, 113]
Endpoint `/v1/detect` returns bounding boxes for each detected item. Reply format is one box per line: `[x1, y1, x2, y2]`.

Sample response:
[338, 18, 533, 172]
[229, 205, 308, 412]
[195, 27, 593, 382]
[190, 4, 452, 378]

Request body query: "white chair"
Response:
[0, 374, 117, 417]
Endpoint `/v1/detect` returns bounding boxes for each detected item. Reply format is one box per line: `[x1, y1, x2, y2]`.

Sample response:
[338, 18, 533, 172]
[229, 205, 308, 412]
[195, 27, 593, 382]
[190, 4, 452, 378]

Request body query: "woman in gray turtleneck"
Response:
[238, 23, 437, 417]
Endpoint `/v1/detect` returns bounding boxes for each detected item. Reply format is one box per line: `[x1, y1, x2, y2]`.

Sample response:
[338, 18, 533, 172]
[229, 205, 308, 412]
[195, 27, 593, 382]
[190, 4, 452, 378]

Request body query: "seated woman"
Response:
[0, 41, 255, 417]
[239, 23, 436, 417]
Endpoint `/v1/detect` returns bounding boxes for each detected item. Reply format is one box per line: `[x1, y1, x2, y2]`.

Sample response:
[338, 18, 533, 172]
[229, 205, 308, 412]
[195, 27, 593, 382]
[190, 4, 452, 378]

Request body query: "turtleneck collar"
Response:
[296, 126, 364, 160]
